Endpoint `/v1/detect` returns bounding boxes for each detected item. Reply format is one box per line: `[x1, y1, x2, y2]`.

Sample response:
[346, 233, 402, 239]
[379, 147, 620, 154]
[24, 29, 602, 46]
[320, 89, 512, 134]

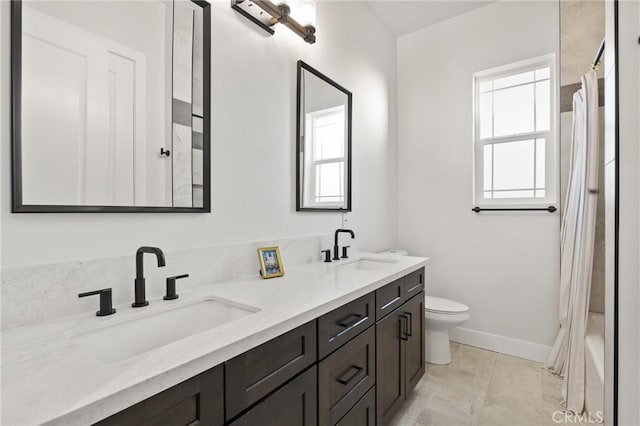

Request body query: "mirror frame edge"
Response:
[10, 0, 212, 213]
[295, 60, 353, 213]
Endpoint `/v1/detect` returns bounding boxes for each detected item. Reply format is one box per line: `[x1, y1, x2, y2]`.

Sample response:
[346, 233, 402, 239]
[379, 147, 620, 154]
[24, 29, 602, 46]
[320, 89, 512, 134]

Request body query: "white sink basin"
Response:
[337, 258, 398, 271]
[69, 298, 260, 363]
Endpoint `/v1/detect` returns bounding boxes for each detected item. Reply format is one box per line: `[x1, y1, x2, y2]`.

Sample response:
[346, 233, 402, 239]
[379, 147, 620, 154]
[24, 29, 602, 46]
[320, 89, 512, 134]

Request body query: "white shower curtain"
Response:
[547, 70, 599, 414]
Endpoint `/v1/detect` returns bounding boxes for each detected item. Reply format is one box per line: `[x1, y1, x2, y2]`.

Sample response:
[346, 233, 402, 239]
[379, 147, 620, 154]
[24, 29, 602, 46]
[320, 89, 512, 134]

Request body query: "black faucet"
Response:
[334, 229, 355, 260]
[132, 246, 166, 307]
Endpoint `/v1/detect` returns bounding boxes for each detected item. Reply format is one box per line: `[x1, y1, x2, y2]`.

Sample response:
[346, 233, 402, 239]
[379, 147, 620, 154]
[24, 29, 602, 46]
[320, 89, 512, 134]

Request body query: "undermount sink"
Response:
[69, 297, 260, 363]
[337, 258, 398, 271]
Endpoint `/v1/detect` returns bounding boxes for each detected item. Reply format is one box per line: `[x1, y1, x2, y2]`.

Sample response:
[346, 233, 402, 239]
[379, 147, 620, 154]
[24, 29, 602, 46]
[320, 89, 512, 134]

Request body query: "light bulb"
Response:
[297, 0, 316, 28]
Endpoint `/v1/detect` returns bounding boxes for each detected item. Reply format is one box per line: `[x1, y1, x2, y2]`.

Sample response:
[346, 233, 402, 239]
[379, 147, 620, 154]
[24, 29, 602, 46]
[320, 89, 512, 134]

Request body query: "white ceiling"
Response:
[367, 0, 494, 37]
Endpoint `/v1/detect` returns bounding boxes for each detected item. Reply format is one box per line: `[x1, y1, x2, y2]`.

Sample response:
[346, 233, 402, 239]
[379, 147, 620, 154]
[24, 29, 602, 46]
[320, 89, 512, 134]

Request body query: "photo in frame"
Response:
[257, 246, 285, 279]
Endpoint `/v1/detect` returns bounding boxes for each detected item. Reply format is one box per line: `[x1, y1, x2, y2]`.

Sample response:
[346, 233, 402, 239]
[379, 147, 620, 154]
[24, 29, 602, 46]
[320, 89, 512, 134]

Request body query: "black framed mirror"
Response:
[296, 61, 352, 212]
[11, 0, 211, 213]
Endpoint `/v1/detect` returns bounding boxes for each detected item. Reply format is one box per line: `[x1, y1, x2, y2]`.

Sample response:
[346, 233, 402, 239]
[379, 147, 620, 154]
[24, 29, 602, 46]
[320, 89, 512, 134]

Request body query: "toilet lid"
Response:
[425, 296, 469, 314]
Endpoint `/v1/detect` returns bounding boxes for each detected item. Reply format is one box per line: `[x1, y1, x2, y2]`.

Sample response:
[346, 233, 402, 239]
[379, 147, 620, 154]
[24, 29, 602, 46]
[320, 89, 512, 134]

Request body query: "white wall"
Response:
[397, 1, 560, 361]
[0, 1, 398, 267]
[614, 0, 640, 423]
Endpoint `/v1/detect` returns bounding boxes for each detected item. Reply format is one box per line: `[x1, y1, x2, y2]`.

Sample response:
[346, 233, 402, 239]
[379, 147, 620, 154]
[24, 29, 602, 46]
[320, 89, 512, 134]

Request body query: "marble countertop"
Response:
[1, 252, 428, 425]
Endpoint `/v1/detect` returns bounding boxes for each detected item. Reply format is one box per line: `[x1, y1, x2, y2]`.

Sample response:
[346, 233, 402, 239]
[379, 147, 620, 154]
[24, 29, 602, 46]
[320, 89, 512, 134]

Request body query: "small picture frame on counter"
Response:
[257, 246, 285, 279]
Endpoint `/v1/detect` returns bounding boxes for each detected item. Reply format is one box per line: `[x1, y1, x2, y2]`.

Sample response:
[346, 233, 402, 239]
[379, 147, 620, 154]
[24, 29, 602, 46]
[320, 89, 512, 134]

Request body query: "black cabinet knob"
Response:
[321, 249, 332, 263]
[164, 274, 189, 300]
[79, 288, 116, 316]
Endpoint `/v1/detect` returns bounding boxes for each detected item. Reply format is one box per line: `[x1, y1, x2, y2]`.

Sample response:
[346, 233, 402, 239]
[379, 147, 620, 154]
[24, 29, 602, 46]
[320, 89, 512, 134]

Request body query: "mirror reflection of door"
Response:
[18, 0, 205, 209]
[297, 62, 352, 211]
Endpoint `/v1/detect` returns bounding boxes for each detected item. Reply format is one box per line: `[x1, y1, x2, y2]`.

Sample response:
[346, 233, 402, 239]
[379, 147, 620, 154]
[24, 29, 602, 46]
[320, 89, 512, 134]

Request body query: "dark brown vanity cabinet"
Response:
[94, 365, 224, 426]
[94, 268, 425, 426]
[376, 286, 425, 426]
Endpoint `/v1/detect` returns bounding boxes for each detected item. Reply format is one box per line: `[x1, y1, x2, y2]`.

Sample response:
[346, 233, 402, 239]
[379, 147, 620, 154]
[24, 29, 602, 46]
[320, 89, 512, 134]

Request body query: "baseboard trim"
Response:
[449, 327, 552, 363]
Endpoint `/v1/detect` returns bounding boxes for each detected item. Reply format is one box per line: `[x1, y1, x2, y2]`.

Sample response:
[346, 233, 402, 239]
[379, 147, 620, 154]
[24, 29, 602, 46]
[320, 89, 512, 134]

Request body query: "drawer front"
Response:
[319, 326, 376, 426]
[336, 386, 376, 426]
[229, 366, 318, 426]
[404, 268, 425, 299]
[376, 278, 405, 320]
[95, 365, 223, 426]
[225, 321, 317, 421]
[318, 292, 376, 359]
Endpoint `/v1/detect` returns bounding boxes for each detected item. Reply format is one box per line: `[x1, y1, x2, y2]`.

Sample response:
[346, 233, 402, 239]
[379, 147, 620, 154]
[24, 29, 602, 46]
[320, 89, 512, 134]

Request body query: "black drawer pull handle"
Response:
[399, 315, 409, 341]
[337, 313, 364, 328]
[337, 366, 363, 385]
[407, 283, 423, 293]
[404, 311, 413, 337]
[381, 296, 401, 311]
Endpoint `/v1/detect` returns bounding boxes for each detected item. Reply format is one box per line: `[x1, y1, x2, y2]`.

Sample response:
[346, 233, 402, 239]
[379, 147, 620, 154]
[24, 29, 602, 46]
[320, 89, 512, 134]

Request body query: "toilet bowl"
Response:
[425, 296, 470, 365]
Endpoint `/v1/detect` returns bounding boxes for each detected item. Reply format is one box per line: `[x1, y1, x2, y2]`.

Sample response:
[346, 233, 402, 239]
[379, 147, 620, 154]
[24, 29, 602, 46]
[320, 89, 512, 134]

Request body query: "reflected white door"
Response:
[21, 7, 146, 206]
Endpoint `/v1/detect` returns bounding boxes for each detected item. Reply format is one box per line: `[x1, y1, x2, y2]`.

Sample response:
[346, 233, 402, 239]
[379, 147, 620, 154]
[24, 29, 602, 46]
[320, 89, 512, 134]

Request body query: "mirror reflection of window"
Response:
[305, 106, 346, 205]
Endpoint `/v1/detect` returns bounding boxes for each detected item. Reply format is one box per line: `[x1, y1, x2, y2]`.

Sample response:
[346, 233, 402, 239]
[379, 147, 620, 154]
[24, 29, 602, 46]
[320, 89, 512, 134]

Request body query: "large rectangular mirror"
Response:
[296, 61, 352, 212]
[11, 0, 210, 212]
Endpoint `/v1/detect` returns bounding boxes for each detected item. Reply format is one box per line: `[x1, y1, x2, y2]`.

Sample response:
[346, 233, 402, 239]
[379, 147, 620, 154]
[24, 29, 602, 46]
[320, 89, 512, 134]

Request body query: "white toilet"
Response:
[425, 296, 470, 365]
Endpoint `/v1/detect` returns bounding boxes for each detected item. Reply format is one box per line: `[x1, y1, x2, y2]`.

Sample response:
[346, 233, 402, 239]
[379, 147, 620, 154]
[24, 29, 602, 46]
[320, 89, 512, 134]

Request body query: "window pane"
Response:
[479, 93, 493, 138]
[536, 138, 546, 188]
[493, 190, 535, 198]
[535, 80, 550, 131]
[493, 84, 535, 136]
[483, 191, 493, 199]
[314, 119, 344, 160]
[315, 162, 343, 203]
[483, 144, 492, 190]
[492, 71, 534, 90]
[535, 67, 550, 80]
[493, 140, 535, 190]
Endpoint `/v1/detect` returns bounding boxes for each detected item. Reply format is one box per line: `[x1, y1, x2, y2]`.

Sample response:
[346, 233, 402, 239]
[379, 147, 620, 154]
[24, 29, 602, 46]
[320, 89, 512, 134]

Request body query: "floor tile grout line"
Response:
[474, 348, 498, 426]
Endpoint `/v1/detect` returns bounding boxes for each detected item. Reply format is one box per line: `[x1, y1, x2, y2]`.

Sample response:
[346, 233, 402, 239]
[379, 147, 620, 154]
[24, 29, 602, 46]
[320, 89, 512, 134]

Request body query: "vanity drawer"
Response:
[229, 366, 317, 426]
[318, 292, 376, 359]
[225, 321, 317, 421]
[318, 326, 376, 426]
[376, 278, 405, 320]
[95, 365, 223, 426]
[336, 386, 376, 426]
[404, 268, 425, 299]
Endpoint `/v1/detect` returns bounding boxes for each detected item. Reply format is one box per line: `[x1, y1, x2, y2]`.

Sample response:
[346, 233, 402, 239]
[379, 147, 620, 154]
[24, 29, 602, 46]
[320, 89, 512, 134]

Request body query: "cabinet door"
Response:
[94, 365, 223, 426]
[375, 309, 406, 426]
[336, 386, 376, 426]
[229, 366, 317, 426]
[404, 292, 426, 395]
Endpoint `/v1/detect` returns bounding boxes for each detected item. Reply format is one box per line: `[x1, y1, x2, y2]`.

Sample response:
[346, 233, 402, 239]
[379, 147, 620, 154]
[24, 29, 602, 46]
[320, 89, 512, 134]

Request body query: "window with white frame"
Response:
[473, 56, 557, 206]
[304, 105, 346, 205]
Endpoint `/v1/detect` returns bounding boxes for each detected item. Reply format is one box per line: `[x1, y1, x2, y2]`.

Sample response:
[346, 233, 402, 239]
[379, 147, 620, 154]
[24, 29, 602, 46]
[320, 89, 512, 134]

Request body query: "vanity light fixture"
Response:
[231, 0, 317, 44]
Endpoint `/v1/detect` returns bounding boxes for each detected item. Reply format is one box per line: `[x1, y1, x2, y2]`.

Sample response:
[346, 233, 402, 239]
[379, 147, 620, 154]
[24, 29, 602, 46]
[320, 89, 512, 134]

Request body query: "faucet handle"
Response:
[341, 245, 351, 259]
[321, 249, 332, 263]
[164, 274, 189, 300]
[79, 288, 116, 316]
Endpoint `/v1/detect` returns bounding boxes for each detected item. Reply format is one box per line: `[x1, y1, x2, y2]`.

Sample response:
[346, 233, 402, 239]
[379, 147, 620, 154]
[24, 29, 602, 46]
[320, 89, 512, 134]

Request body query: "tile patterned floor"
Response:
[389, 343, 573, 426]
